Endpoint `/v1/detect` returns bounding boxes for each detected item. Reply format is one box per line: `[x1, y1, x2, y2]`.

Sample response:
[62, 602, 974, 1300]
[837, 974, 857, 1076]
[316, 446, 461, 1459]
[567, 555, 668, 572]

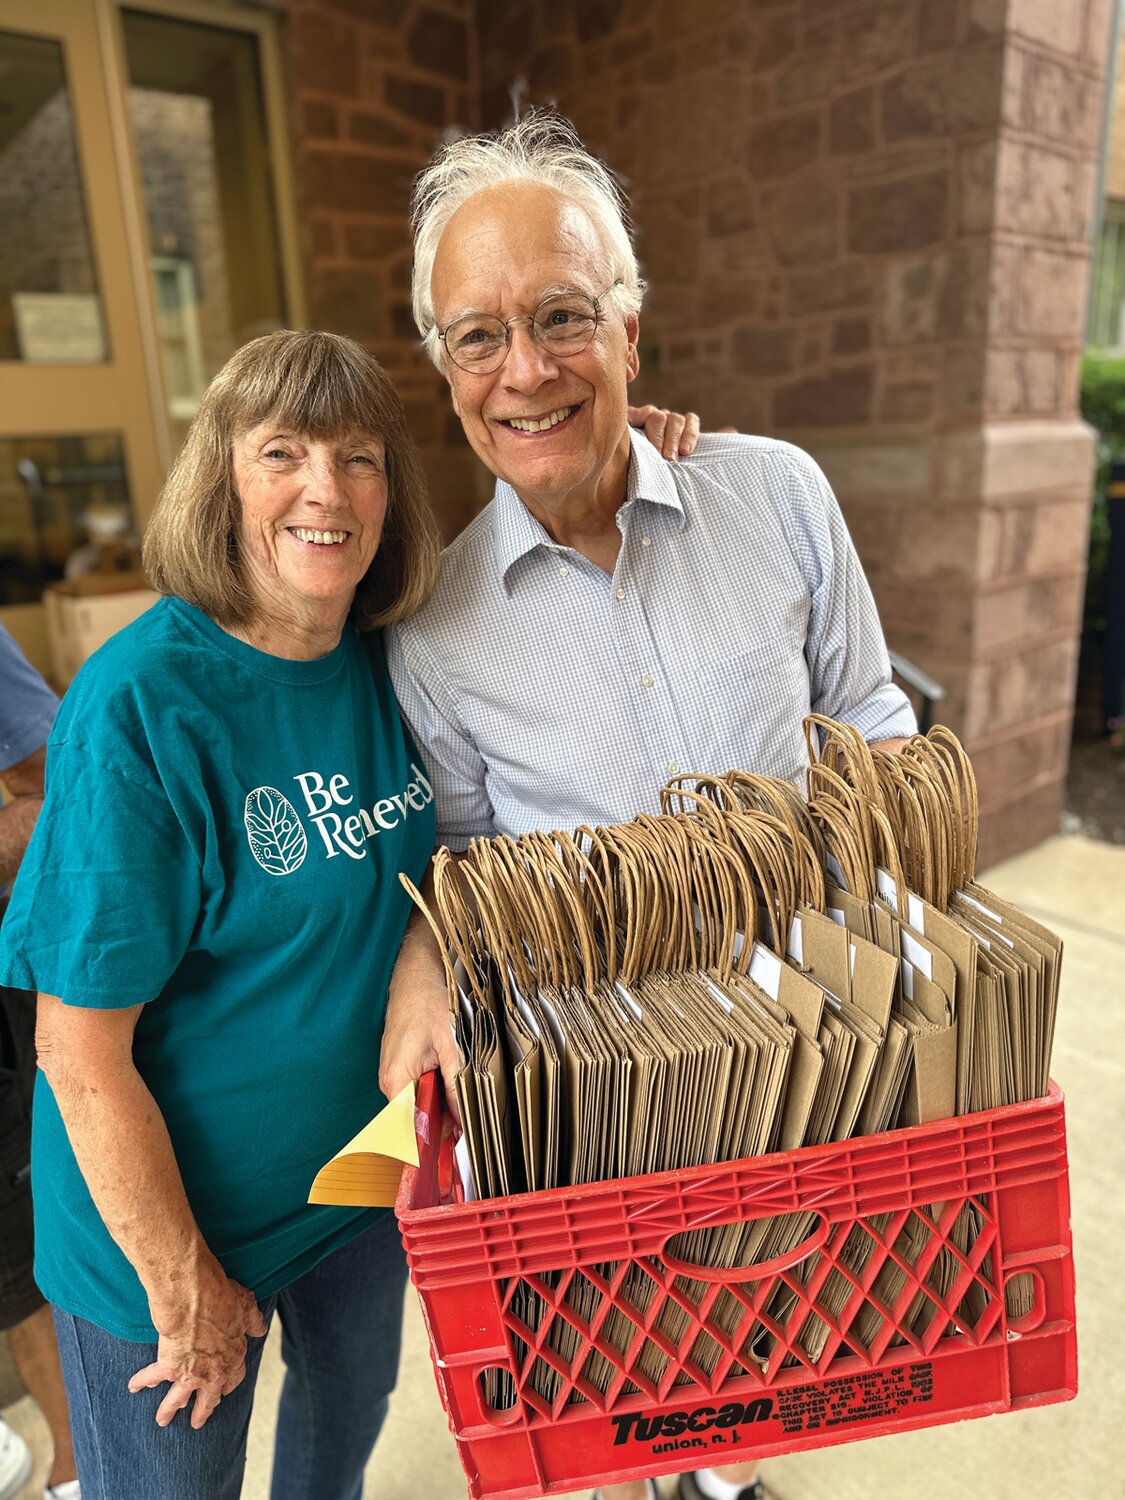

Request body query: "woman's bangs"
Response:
[231, 338, 382, 443]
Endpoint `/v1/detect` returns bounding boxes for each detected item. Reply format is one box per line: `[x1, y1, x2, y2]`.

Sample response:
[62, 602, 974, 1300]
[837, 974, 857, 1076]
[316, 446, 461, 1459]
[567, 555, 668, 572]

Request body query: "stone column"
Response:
[477, 0, 1112, 865]
[799, 0, 1108, 866]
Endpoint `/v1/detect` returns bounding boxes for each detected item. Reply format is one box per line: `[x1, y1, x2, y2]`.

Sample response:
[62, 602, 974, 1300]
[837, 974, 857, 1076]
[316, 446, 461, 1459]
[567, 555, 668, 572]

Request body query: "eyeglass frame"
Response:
[436, 279, 624, 374]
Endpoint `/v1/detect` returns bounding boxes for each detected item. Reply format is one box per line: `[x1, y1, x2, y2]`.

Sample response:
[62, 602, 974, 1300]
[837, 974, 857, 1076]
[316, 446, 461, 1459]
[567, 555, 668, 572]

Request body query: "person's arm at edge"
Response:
[0, 746, 46, 886]
[35, 995, 267, 1428]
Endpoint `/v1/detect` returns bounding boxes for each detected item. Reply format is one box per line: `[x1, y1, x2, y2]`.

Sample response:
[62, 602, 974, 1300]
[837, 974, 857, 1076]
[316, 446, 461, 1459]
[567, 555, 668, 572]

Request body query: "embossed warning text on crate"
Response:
[776, 1362, 933, 1435]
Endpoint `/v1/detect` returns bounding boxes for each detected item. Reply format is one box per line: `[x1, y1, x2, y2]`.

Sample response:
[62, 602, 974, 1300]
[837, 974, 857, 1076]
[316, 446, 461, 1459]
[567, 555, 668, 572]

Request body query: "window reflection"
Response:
[0, 435, 133, 605]
[123, 11, 287, 447]
[0, 30, 106, 363]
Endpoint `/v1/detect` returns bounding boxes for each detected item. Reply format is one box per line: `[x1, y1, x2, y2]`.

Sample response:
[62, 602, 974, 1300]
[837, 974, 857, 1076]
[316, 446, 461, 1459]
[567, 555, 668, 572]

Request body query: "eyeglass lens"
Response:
[444, 292, 600, 371]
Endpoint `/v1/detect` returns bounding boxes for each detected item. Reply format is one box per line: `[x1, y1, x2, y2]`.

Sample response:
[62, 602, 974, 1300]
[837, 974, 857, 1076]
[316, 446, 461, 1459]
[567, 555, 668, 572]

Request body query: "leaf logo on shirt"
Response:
[244, 787, 308, 876]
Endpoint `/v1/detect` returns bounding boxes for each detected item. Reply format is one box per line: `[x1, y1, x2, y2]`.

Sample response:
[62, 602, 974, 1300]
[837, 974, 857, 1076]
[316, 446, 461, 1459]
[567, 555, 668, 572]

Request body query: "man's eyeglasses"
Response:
[438, 281, 622, 374]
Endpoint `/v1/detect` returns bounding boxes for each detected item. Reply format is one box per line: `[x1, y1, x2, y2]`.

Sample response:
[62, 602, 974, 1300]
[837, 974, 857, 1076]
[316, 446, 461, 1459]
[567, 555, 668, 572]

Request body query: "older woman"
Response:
[0, 330, 446, 1500]
[0, 325, 696, 1499]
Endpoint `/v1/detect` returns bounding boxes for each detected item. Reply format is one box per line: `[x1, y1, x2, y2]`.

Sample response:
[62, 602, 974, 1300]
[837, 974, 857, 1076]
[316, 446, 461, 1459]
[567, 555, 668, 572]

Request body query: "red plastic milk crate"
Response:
[397, 1077, 1077, 1500]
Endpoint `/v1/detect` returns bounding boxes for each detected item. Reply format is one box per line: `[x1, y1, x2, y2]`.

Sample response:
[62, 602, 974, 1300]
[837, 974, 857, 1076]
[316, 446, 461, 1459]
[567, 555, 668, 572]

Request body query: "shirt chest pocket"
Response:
[695, 636, 811, 785]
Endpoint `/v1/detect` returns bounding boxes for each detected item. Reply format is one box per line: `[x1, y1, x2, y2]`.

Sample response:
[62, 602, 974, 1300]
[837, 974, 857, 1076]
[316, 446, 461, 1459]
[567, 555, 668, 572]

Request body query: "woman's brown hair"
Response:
[143, 329, 442, 628]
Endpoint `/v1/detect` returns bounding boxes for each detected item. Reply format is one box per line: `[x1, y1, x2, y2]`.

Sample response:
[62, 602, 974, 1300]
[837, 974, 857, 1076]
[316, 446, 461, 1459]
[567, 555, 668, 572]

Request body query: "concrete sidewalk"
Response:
[3, 833, 1120, 1499]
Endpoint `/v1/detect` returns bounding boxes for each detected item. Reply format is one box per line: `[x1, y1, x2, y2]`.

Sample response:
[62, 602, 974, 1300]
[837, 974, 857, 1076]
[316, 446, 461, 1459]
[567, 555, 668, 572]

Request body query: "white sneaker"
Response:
[45, 1484, 81, 1500]
[0, 1417, 32, 1500]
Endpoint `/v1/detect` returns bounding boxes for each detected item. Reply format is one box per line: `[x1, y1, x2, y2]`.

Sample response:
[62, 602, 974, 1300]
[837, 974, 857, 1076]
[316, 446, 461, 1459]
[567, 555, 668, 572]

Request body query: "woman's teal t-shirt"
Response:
[0, 598, 435, 1340]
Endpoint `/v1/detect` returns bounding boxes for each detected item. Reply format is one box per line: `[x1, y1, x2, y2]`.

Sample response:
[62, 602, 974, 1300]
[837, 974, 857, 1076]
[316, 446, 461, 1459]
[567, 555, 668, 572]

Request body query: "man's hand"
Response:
[627, 405, 700, 461]
[129, 1258, 268, 1429]
[0, 745, 46, 886]
[379, 970, 461, 1124]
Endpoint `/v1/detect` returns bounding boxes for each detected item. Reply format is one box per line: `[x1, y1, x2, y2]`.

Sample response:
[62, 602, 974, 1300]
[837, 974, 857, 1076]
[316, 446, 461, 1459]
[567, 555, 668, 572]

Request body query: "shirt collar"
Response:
[492, 426, 687, 586]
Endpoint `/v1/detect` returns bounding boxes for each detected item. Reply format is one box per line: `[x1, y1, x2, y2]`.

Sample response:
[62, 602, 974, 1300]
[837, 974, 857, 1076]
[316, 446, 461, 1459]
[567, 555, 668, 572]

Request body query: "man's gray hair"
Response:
[411, 109, 646, 368]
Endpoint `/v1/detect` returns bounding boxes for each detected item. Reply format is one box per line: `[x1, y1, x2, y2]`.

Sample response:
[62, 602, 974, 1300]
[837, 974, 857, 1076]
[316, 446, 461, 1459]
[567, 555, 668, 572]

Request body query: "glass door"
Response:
[0, 0, 305, 679]
[120, 3, 303, 452]
[0, 0, 169, 673]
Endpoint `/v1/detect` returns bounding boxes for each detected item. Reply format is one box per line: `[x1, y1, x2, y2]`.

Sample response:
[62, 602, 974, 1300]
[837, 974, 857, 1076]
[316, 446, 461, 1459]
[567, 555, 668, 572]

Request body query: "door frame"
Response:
[0, 0, 307, 668]
[107, 0, 308, 355]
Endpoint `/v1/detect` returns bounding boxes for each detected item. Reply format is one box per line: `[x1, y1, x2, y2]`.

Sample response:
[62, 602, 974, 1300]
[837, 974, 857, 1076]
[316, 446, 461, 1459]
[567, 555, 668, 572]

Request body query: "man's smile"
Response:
[496, 403, 581, 433]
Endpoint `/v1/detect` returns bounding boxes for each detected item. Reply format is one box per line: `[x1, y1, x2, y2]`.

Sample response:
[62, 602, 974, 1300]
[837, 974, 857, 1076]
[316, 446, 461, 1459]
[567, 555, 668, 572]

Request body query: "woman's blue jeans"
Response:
[52, 1211, 409, 1500]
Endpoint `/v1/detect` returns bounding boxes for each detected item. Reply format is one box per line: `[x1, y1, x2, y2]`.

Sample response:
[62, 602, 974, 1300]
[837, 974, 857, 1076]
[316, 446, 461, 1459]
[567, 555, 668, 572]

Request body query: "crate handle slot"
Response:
[659, 1214, 830, 1284]
[1003, 1266, 1046, 1336]
[474, 1367, 524, 1426]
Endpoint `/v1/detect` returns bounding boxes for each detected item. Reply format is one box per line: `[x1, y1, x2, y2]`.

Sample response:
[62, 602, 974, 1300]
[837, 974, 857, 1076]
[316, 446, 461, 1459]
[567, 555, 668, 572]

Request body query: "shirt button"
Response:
[641, 536, 652, 547]
[615, 586, 626, 601]
[640, 674, 653, 688]
[667, 761, 680, 775]
[559, 565, 569, 577]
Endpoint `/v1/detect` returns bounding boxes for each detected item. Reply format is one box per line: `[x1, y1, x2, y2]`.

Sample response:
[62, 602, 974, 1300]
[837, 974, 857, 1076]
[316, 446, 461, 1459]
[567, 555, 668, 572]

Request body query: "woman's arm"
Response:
[36, 994, 267, 1428]
[379, 859, 462, 1115]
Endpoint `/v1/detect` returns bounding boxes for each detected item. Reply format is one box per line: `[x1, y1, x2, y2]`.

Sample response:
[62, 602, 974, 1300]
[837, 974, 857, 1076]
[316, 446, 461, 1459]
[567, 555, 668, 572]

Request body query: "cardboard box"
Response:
[44, 580, 160, 687]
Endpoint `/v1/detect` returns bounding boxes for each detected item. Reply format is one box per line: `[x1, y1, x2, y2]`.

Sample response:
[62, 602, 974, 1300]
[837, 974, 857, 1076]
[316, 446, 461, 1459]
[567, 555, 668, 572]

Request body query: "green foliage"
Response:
[1079, 353, 1125, 624]
[1080, 351, 1125, 439]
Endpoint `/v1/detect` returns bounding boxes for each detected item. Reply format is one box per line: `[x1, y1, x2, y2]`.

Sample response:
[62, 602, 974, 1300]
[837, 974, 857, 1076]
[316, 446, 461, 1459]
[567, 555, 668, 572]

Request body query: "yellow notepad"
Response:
[308, 1083, 419, 1207]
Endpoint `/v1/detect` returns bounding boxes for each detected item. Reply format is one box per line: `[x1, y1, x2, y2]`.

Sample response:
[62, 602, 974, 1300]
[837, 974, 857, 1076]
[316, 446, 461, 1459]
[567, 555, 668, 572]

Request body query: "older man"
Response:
[383, 111, 915, 1500]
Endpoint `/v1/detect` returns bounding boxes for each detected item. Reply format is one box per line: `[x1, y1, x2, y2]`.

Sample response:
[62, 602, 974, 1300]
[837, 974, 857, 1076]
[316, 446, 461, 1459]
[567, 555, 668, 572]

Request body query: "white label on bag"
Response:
[750, 943, 783, 1000]
[900, 928, 933, 978]
[958, 891, 1003, 923]
[787, 916, 804, 965]
[704, 977, 736, 1014]
[614, 982, 644, 1020]
[454, 1133, 476, 1203]
[876, 868, 899, 912]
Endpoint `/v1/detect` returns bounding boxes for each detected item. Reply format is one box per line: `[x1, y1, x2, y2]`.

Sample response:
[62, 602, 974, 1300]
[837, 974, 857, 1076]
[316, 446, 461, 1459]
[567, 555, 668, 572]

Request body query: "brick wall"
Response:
[474, 0, 1110, 867]
[283, 0, 491, 535]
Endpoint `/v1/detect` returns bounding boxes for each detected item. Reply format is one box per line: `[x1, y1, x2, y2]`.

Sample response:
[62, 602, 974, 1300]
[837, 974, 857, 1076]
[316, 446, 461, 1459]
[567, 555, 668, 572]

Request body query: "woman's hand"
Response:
[381, 894, 462, 1123]
[379, 971, 461, 1124]
[130, 1258, 268, 1428]
[627, 404, 700, 460]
